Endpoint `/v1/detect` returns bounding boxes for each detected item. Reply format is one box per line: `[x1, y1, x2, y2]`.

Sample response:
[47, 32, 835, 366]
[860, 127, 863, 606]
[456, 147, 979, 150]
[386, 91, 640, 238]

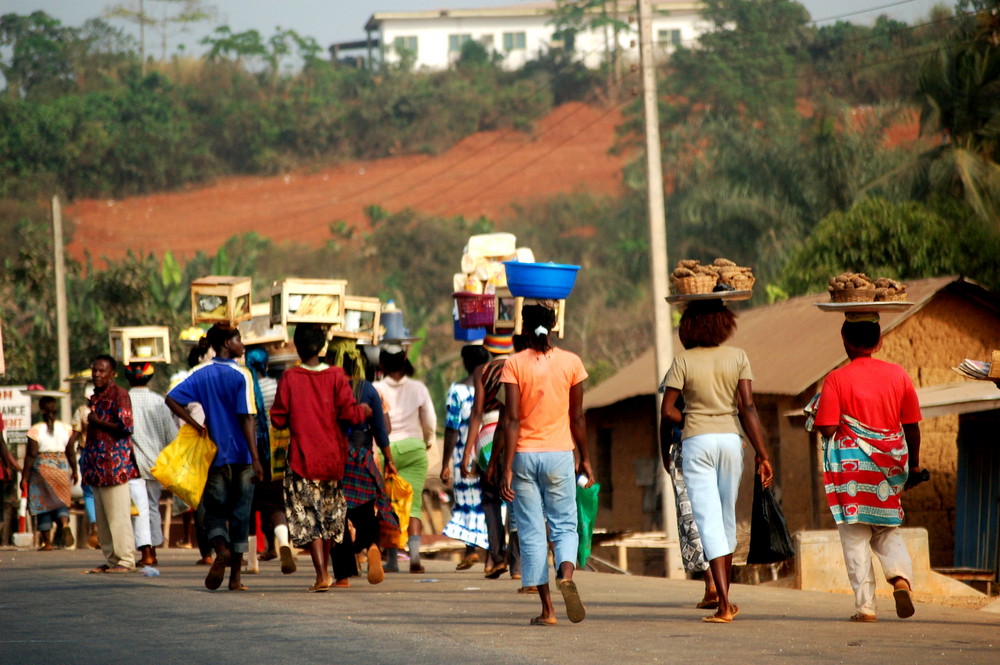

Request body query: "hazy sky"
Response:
[3, 0, 955, 55]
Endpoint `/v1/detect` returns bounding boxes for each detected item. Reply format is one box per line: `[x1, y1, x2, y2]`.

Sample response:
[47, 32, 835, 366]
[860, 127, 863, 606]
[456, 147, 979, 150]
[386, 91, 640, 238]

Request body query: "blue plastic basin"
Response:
[503, 261, 581, 299]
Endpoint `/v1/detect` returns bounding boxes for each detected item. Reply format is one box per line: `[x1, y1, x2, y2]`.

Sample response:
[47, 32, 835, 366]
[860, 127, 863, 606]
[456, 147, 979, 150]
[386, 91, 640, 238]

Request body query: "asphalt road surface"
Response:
[2, 547, 997, 665]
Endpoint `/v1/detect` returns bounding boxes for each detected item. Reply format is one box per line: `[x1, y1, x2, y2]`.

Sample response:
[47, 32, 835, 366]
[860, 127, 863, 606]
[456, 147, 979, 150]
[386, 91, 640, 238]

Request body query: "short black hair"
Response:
[379, 349, 408, 375]
[93, 354, 117, 371]
[841, 321, 881, 352]
[677, 300, 737, 349]
[461, 344, 490, 375]
[39, 396, 57, 410]
[293, 324, 327, 361]
[206, 324, 239, 353]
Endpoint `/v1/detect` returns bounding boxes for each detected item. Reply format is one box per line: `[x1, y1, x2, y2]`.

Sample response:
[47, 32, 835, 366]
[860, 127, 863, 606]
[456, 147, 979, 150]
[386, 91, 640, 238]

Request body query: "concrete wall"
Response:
[374, 9, 705, 70]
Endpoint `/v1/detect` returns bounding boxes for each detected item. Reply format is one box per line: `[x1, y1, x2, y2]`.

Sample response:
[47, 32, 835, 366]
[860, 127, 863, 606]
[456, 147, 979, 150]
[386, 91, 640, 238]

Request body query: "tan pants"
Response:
[93, 483, 136, 569]
[837, 523, 912, 615]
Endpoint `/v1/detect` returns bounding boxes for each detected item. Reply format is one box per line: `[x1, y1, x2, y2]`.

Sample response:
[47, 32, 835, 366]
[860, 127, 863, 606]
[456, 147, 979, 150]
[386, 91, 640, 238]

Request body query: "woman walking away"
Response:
[501, 303, 594, 626]
[328, 338, 397, 586]
[22, 396, 76, 550]
[659, 299, 773, 623]
[269, 325, 372, 592]
[813, 318, 922, 622]
[442, 344, 491, 570]
[374, 346, 436, 574]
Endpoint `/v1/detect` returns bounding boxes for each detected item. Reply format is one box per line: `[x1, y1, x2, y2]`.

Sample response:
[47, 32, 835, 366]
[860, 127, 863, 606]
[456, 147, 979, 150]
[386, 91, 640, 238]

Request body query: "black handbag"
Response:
[746, 475, 795, 564]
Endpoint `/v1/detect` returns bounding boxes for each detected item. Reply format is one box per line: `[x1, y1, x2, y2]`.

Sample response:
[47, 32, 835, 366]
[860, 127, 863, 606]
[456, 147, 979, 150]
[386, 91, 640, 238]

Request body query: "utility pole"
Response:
[52, 196, 71, 424]
[637, 0, 683, 579]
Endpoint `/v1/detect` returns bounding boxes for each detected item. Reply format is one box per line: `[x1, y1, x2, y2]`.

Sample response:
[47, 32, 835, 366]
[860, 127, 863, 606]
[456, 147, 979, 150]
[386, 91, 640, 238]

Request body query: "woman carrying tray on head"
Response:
[810, 314, 923, 623]
[659, 298, 773, 623]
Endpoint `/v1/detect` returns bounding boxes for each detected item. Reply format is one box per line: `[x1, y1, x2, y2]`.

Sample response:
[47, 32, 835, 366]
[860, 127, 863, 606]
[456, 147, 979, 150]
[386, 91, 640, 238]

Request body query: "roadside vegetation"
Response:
[2, 1, 999, 402]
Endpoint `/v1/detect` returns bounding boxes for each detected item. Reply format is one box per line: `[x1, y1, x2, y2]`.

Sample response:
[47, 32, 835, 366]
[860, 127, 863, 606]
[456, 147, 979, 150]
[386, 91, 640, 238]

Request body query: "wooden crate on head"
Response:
[190, 276, 252, 327]
[270, 278, 348, 328]
[108, 326, 172, 364]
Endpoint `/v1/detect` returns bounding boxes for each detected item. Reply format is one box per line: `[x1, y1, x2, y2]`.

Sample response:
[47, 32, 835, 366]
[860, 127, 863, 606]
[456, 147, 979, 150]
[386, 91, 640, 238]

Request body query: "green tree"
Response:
[0, 11, 78, 98]
[913, 6, 1000, 224]
[780, 196, 1000, 295]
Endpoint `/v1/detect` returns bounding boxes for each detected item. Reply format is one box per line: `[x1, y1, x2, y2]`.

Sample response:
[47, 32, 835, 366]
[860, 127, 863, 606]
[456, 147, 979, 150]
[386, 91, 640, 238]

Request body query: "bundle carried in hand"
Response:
[873, 277, 907, 302]
[670, 258, 755, 294]
[827, 272, 876, 302]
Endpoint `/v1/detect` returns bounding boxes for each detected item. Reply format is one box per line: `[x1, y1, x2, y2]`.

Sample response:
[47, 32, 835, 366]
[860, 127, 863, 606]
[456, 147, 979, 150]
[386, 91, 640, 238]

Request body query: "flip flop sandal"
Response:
[205, 553, 230, 590]
[893, 588, 915, 618]
[333, 579, 350, 588]
[850, 613, 878, 622]
[367, 545, 385, 585]
[485, 564, 508, 579]
[558, 579, 586, 623]
[308, 579, 333, 593]
[517, 586, 538, 594]
[229, 584, 250, 591]
[106, 565, 133, 573]
[85, 565, 111, 574]
[530, 616, 558, 626]
[732, 605, 741, 619]
[279, 545, 297, 575]
[701, 614, 733, 624]
[696, 600, 720, 610]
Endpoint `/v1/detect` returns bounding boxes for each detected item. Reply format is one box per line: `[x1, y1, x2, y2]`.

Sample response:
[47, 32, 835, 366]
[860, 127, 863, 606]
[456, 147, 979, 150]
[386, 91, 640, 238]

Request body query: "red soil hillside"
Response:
[66, 102, 627, 263]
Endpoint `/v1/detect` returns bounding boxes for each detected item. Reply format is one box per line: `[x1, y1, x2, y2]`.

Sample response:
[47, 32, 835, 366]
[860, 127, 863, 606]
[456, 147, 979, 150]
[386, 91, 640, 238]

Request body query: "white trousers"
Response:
[681, 433, 743, 561]
[128, 478, 151, 549]
[837, 523, 913, 615]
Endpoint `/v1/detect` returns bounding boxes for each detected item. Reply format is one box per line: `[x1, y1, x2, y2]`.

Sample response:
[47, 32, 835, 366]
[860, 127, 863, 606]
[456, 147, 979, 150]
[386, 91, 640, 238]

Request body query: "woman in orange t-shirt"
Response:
[501, 303, 594, 626]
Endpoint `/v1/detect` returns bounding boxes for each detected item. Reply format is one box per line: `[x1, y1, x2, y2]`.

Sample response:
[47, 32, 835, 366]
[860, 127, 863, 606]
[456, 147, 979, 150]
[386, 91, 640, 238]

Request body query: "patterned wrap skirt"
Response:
[283, 470, 347, 548]
[28, 452, 72, 515]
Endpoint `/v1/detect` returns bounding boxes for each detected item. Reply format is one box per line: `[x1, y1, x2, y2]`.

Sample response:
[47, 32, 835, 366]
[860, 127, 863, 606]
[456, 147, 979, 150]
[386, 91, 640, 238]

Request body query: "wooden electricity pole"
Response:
[52, 196, 71, 423]
[637, 0, 683, 579]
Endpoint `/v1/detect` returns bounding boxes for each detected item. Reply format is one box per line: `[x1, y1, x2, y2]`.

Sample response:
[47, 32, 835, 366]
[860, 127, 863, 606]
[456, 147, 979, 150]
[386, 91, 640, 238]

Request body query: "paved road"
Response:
[1, 547, 997, 665]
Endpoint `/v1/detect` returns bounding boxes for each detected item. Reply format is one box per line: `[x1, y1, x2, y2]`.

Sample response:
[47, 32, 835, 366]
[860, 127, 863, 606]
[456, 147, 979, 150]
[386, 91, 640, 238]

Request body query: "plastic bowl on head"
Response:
[503, 261, 581, 299]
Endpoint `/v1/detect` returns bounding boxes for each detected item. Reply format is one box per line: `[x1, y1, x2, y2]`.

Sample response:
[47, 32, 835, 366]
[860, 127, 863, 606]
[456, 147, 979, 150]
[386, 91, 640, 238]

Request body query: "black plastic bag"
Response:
[746, 475, 795, 564]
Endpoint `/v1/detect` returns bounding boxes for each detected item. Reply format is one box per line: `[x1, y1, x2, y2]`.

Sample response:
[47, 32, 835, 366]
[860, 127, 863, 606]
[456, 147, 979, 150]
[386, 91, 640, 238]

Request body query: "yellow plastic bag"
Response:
[270, 427, 290, 480]
[151, 424, 217, 509]
[384, 474, 413, 549]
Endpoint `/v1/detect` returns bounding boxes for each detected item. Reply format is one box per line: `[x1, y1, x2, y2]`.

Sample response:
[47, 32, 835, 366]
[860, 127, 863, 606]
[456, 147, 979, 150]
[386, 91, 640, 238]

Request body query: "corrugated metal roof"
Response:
[584, 276, 974, 410]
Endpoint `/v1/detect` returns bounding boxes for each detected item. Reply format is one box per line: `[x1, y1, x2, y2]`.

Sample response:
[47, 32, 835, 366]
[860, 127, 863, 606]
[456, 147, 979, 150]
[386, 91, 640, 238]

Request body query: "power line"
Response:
[810, 0, 923, 25]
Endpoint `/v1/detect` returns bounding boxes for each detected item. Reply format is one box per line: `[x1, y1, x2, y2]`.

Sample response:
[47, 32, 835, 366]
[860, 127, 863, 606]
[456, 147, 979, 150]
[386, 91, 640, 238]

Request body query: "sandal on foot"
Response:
[333, 578, 350, 588]
[455, 553, 480, 570]
[485, 563, 508, 579]
[530, 616, 558, 626]
[106, 565, 133, 573]
[696, 599, 719, 610]
[850, 613, 877, 623]
[205, 553, 230, 590]
[85, 564, 111, 574]
[893, 588, 915, 618]
[558, 579, 586, 623]
[279, 545, 297, 575]
[309, 578, 333, 593]
[367, 545, 384, 585]
[518, 586, 538, 594]
[702, 605, 738, 623]
[229, 584, 249, 591]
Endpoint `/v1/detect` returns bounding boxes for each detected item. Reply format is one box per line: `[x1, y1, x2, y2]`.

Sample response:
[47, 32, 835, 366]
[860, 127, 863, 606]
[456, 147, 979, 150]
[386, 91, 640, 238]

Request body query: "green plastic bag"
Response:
[576, 482, 601, 567]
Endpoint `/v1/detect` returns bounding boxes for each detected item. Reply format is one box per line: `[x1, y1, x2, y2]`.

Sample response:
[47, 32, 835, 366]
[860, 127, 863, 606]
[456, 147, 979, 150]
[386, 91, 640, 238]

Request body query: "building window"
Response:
[657, 29, 682, 47]
[448, 33, 472, 52]
[393, 35, 418, 56]
[503, 31, 526, 51]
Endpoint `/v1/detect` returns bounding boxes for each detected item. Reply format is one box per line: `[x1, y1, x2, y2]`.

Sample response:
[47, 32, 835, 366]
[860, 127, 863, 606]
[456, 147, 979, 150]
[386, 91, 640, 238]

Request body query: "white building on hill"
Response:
[361, 1, 707, 70]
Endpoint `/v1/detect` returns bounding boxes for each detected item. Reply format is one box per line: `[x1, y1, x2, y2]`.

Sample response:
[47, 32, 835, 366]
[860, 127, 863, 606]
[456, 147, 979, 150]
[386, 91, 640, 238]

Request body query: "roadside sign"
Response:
[0, 385, 31, 446]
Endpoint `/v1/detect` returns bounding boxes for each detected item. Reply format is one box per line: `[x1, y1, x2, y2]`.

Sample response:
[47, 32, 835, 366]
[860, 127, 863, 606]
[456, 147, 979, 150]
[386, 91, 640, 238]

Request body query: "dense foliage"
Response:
[2, 1, 1000, 401]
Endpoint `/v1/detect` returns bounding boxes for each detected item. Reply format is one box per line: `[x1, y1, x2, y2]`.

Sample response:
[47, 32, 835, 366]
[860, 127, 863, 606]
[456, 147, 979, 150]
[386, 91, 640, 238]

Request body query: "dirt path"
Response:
[66, 102, 627, 263]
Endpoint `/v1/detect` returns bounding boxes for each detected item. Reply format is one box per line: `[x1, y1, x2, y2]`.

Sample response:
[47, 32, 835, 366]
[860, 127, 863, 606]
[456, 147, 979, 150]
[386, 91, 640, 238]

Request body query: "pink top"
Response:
[501, 347, 588, 453]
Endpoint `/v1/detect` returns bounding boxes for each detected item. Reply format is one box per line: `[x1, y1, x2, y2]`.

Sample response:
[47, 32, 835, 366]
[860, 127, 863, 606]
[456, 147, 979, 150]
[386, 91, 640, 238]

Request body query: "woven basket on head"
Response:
[830, 285, 876, 303]
[875, 291, 908, 302]
[671, 274, 718, 295]
[719, 273, 755, 291]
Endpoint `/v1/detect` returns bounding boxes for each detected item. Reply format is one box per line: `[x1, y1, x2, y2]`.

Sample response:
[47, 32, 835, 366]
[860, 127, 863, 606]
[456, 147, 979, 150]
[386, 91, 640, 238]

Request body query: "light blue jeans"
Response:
[681, 433, 744, 561]
[511, 450, 578, 587]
